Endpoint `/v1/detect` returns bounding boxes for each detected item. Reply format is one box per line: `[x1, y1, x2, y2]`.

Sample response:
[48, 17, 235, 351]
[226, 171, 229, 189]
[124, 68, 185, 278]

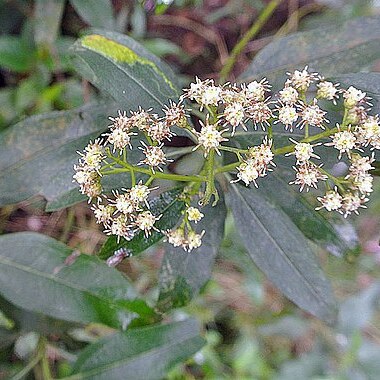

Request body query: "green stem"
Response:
[103, 168, 204, 182]
[11, 352, 43, 380]
[130, 168, 136, 186]
[215, 162, 240, 174]
[216, 123, 346, 174]
[319, 167, 346, 193]
[201, 149, 219, 206]
[219, 0, 282, 83]
[145, 176, 155, 186]
[305, 123, 309, 138]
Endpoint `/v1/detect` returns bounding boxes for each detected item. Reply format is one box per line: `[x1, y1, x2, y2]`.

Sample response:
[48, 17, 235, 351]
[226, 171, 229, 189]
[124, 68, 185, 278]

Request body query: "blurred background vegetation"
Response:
[0, 0, 380, 379]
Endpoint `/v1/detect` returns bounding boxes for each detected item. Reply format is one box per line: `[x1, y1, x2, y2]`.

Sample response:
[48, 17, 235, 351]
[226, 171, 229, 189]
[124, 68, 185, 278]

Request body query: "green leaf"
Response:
[34, 0, 65, 47]
[240, 16, 380, 88]
[70, 0, 116, 30]
[98, 188, 186, 260]
[0, 36, 35, 72]
[70, 319, 204, 380]
[227, 183, 337, 323]
[0, 232, 143, 328]
[157, 191, 227, 311]
[71, 30, 180, 113]
[256, 173, 359, 258]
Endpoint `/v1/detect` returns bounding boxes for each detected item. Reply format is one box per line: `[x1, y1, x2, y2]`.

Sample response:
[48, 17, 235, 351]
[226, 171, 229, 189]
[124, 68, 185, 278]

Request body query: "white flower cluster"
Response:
[92, 182, 160, 242]
[233, 137, 275, 187]
[73, 68, 380, 260]
[73, 140, 104, 200]
[164, 206, 205, 252]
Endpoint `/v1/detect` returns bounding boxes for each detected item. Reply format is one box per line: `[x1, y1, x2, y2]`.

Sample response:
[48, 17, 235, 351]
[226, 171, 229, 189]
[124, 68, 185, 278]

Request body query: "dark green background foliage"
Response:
[0, 0, 380, 378]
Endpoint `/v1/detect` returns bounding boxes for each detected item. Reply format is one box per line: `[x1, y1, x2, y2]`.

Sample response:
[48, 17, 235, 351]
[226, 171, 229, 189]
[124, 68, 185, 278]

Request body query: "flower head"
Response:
[278, 86, 299, 104]
[317, 81, 339, 103]
[326, 125, 357, 159]
[187, 207, 204, 223]
[195, 119, 228, 156]
[343, 86, 367, 108]
[139, 143, 171, 172]
[290, 162, 327, 192]
[287, 66, 318, 91]
[317, 188, 343, 211]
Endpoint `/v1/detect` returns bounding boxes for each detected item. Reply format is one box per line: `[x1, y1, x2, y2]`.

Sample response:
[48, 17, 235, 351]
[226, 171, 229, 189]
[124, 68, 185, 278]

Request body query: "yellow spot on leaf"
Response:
[81, 34, 177, 92]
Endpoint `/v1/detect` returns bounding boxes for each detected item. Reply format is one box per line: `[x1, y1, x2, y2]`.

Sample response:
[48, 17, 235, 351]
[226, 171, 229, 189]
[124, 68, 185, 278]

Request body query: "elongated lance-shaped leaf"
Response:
[240, 16, 380, 89]
[98, 188, 186, 260]
[227, 183, 337, 323]
[70, 319, 204, 380]
[0, 232, 157, 328]
[71, 30, 180, 113]
[157, 190, 227, 311]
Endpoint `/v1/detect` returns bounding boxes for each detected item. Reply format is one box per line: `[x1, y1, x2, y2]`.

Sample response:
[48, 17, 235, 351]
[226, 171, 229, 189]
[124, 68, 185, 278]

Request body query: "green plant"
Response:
[0, 1, 380, 378]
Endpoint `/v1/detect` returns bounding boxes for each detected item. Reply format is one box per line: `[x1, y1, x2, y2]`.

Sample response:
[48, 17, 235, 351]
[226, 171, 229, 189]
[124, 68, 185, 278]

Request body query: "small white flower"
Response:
[298, 100, 327, 129]
[348, 154, 375, 178]
[186, 230, 205, 252]
[287, 66, 318, 91]
[134, 211, 161, 237]
[223, 102, 245, 134]
[163, 101, 187, 128]
[108, 110, 133, 131]
[108, 215, 134, 241]
[317, 81, 339, 103]
[183, 77, 211, 103]
[290, 162, 327, 192]
[358, 116, 380, 142]
[195, 120, 228, 156]
[233, 160, 259, 187]
[276, 105, 298, 131]
[287, 139, 320, 163]
[139, 143, 171, 172]
[245, 101, 273, 130]
[79, 141, 105, 169]
[341, 192, 367, 217]
[246, 78, 270, 101]
[316, 188, 343, 211]
[278, 86, 298, 104]
[165, 228, 186, 247]
[247, 138, 275, 173]
[113, 192, 136, 214]
[130, 107, 156, 132]
[326, 125, 357, 159]
[343, 86, 366, 108]
[92, 203, 115, 226]
[148, 120, 174, 143]
[187, 207, 204, 223]
[107, 128, 132, 152]
[200, 85, 222, 108]
[354, 174, 373, 195]
[129, 183, 151, 206]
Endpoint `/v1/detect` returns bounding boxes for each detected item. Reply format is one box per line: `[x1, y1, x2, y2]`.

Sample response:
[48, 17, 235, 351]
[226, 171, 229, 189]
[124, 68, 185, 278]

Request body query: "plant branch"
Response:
[219, 0, 282, 83]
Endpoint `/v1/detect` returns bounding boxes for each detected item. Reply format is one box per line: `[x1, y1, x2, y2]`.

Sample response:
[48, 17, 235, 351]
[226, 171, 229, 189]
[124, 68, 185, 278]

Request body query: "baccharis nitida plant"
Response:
[74, 67, 379, 262]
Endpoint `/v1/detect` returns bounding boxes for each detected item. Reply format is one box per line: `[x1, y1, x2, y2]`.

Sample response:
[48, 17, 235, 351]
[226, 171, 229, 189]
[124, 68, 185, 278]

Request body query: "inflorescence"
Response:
[74, 67, 379, 255]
